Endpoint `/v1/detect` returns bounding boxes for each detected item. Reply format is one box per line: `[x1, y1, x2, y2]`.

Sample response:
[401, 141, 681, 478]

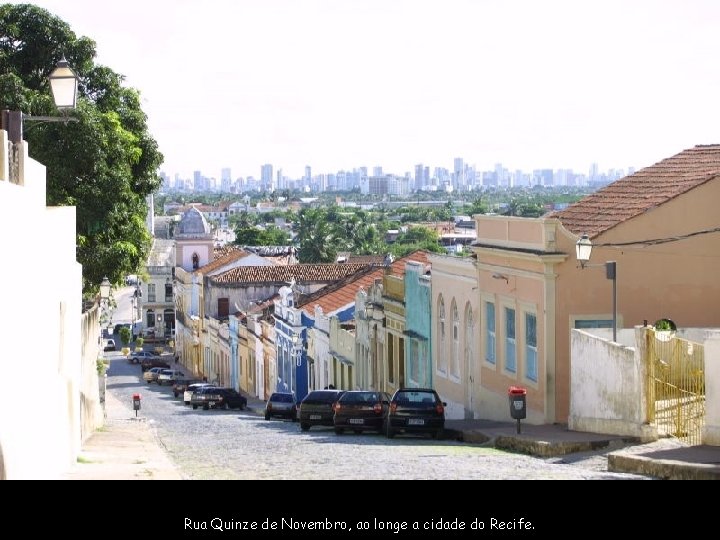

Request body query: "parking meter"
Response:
[132, 393, 142, 417]
[508, 386, 527, 433]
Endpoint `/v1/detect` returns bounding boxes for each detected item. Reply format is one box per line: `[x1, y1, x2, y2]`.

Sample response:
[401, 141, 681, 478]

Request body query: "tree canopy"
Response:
[0, 4, 163, 294]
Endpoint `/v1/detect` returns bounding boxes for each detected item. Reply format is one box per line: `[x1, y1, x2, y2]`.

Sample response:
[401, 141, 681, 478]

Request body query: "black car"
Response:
[333, 391, 391, 435]
[386, 388, 446, 439]
[298, 390, 345, 431]
[191, 387, 247, 410]
[265, 392, 298, 421]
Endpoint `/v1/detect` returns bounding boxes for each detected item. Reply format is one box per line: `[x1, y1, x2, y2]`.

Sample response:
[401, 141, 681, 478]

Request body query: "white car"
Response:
[157, 369, 184, 386]
[183, 382, 213, 404]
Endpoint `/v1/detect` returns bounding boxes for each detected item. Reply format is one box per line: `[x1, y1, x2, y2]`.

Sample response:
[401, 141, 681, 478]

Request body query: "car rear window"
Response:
[341, 392, 380, 403]
[271, 393, 294, 403]
[394, 391, 438, 405]
[303, 391, 343, 404]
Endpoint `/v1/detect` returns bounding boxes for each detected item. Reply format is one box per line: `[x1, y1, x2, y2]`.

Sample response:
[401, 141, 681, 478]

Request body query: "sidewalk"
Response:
[62, 391, 183, 480]
[444, 418, 720, 479]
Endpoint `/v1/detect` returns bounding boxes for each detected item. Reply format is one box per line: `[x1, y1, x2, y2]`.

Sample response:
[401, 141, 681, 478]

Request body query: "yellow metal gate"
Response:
[646, 330, 705, 445]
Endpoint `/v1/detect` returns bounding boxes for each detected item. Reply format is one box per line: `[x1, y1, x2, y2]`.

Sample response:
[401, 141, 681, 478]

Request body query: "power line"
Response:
[594, 226, 720, 248]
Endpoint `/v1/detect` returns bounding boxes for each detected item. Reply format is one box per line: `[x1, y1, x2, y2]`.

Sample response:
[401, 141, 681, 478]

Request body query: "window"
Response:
[485, 302, 496, 364]
[388, 335, 395, 384]
[505, 307, 516, 373]
[218, 298, 229, 319]
[437, 297, 447, 373]
[574, 319, 613, 329]
[192, 253, 200, 270]
[465, 303, 474, 382]
[165, 282, 173, 302]
[451, 301, 460, 379]
[146, 310, 155, 328]
[147, 283, 156, 302]
[526, 313, 538, 382]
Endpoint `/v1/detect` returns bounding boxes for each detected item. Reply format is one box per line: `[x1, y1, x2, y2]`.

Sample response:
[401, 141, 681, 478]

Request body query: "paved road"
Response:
[106, 357, 648, 480]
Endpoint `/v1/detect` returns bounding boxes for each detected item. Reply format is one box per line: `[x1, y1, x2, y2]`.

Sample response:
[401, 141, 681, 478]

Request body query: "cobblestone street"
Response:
[107, 357, 647, 480]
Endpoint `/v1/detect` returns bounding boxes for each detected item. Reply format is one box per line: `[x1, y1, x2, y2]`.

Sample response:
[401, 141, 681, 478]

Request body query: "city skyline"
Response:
[15, 0, 720, 179]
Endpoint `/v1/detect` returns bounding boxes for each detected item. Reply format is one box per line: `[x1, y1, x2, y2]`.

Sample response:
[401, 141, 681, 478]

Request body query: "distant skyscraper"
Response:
[373, 166, 383, 177]
[221, 168, 232, 192]
[415, 164, 424, 190]
[305, 165, 312, 183]
[589, 163, 599, 182]
[261, 164, 273, 191]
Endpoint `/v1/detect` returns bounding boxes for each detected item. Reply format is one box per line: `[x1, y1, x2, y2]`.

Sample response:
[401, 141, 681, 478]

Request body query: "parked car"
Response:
[183, 382, 213, 405]
[143, 367, 165, 384]
[173, 378, 203, 398]
[265, 392, 297, 421]
[191, 387, 247, 410]
[103, 339, 116, 352]
[127, 350, 156, 364]
[140, 356, 171, 372]
[333, 391, 391, 435]
[298, 390, 345, 431]
[157, 369, 184, 386]
[386, 388, 446, 439]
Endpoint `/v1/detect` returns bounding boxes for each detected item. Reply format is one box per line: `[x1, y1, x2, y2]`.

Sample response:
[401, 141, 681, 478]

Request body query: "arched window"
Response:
[451, 301, 460, 379]
[437, 296, 447, 374]
[465, 303, 474, 381]
[192, 253, 200, 270]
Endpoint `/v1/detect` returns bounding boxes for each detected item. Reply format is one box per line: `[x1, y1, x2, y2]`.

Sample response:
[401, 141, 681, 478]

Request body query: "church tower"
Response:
[174, 207, 213, 272]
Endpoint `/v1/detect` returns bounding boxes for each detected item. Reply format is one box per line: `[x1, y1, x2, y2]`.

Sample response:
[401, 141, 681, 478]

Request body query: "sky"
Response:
[10, 0, 720, 180]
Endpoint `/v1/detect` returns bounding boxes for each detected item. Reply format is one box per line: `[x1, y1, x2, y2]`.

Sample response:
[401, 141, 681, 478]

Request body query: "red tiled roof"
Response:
[299, 251, 431, 316]
[210, 263, 371, 285]
[213, 245, 245, 260]
[550, 144, 720, 237]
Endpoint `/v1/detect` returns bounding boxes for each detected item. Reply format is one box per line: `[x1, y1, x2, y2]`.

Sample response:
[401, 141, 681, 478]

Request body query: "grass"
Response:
[76, 455, 96, 464]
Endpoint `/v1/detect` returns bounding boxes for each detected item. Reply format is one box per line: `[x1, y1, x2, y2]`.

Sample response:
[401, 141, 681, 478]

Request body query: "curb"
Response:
[608, 452, 720, 480]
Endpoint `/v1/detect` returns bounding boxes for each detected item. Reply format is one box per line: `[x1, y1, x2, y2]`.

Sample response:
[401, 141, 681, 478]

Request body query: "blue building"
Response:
[404, 261, 432, 388]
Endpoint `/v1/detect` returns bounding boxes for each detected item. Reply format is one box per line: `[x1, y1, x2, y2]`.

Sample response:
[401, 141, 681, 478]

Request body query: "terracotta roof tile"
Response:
[197, 247, 249, 274]
[210, 263, 371, 285]
[550, 144, 720, 237]
[299, 250, 431, 316]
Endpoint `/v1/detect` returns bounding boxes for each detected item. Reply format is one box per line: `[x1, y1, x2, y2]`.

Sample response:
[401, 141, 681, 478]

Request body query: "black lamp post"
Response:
[576, 234, 617, 342]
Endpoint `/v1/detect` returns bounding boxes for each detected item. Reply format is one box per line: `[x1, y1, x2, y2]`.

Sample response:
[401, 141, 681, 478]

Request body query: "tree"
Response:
[296, 208, 337, 263]
[0, 5, 163, 294]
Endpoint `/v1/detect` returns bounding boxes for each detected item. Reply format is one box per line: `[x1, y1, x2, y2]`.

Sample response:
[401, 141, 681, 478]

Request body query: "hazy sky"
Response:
[11, 0, 720, 180]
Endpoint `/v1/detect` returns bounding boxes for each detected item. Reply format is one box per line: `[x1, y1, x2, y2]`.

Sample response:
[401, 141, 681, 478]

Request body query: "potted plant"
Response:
[135, 336, 144, 352]
[119, 326, 132, 355]
[653, 318, 677, 341]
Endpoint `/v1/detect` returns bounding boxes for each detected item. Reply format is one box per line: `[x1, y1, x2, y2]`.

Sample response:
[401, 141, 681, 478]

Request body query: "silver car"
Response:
[265, 392, 297, 421]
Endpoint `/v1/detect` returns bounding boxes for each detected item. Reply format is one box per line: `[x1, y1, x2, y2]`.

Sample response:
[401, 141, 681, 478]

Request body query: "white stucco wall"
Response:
[568, 328, 656, 440]
[702, 338, 720, 445]
[0, 142, 83, 478]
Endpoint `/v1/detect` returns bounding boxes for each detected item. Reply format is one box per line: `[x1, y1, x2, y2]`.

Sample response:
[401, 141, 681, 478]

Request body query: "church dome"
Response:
[175, 207, 211, 239]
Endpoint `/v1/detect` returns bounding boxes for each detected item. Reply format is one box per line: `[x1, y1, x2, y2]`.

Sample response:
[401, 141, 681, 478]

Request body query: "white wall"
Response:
[568, 328, 656, 440]
[0, 137, 84, 478]
[703, 338, 720, 445]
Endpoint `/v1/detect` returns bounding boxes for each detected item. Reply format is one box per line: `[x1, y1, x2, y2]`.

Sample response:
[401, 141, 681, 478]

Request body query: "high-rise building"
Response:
[221, 168, 232, 192]
[261, 164, 273, 191]
[373, 166, 383, 177]
[415, 164, 424, 190]
[305, 165, 312, 183]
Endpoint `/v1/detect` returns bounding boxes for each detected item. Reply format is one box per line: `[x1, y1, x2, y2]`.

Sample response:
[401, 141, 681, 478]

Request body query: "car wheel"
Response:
[203, 404, 209, 410]
[239, 403, 245, 411]
[386, 423, 395, 439]
[300, 423, 310, 432]
[173, 392, 179, 398]
[334, 427, 344, 435]
[192, 404, 198, 409]
[265, 412, 271, 420]
[433, 429, 444, 440]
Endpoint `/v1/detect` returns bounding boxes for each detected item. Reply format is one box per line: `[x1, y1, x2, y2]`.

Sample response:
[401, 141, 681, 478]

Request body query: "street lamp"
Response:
[575, 234, 617, 342]
[1, 57, 80, 144]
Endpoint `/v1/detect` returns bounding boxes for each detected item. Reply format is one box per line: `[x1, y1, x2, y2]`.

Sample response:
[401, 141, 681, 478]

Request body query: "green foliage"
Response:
[119, 326, 132, 346]
[234, 225, 289, 246]
[96, 358, 107, 375]
[0, 4, 163, 294]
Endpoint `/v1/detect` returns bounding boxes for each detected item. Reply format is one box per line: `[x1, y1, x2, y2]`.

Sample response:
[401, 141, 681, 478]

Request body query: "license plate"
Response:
[408, 418, 425, 426]
[209, 401, 215, 407]
[349, 419, 364, 425]
[310, 415, 321, 420]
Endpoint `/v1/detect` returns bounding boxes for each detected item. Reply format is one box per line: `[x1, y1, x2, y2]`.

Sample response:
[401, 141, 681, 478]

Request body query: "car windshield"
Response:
[271, 394, 294, 403]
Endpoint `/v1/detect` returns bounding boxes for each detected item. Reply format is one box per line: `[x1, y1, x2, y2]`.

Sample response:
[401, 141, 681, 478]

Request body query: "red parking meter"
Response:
[508, 386, 527, 434]
[132, 393, 142, 417]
